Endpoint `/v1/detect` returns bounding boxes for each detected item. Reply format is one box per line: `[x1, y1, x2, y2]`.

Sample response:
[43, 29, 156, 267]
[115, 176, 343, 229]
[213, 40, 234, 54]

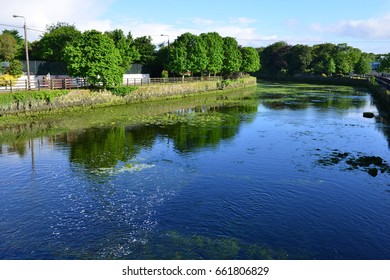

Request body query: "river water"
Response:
[1, 82, 390, 260]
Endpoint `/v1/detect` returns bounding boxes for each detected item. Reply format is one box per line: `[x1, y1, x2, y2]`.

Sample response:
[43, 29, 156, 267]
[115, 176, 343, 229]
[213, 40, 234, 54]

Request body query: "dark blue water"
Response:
[1, 83, 390, 259]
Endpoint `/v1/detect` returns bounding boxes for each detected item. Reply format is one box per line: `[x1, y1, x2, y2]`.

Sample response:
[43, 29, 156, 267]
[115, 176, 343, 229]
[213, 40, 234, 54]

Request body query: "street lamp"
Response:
[13, 15, 31, 89]
[161, 34, 170, 62]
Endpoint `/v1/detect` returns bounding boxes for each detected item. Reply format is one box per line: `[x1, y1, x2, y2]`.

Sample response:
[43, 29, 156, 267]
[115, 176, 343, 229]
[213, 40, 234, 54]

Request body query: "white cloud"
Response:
[229, 17, 257, 25]
[311, 14, 390, 39]
[0, 0, 114, 40]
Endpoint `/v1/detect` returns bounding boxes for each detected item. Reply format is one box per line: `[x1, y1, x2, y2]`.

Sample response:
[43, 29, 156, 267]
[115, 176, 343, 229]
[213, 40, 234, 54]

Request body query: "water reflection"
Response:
[64, 103, 258, 171]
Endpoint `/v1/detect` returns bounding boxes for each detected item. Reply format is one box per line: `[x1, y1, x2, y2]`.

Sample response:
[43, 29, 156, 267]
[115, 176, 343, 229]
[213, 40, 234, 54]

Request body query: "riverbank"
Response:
[0, 76, 256, 116]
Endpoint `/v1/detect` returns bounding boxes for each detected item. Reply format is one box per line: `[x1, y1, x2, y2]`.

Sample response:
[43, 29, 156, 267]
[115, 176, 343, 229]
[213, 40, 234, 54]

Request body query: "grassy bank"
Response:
[0, 76, 256, 116]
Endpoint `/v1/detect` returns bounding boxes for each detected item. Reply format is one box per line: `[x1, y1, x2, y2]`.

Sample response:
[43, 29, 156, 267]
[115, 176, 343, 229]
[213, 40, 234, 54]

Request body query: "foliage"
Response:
[0, 74, 18, 86]
[104, 29, 140, 71]
[161, 70, 169, 78]
[200, 32, 224, 76]
[285, 44, 312, 75]
[0, 89, 70, 108]
[187, 35, 208, 75]
[168, 44, 188, 77]
[355, 54, 372, 74]
[222, 37, 242, 74]
[110, 86, 138, 97]
[260, 41, 290, 75]
[0, 32, 19, 62]
[379, 54, 390, 73]
[64, 30, 123, 88]
[240, 47, 261, 73]
[132, 36, 156, 65]
[31, 22, 81, 61]
[6, 60, 24, 76]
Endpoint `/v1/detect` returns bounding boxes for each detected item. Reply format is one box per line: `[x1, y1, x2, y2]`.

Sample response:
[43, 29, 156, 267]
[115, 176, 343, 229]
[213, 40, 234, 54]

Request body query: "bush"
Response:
[0, 74, 18, 86]
[110, 86, 138, 97]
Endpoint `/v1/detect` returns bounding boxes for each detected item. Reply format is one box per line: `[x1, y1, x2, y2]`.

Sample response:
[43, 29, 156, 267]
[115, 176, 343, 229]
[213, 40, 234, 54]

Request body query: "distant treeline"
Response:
[256, 41, 377, 77]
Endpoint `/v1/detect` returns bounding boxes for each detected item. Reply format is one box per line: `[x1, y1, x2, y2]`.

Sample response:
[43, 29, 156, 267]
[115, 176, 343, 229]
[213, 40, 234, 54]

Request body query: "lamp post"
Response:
[13, 15, 30, 90]
[161, 34, 170, 62]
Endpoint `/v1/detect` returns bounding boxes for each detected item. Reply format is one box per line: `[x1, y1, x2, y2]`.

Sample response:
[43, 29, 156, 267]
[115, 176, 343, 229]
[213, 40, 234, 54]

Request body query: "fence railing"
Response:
[0, 76, 224, 93]
[123, 76, 223, 86]
[0, 78, 88, 92]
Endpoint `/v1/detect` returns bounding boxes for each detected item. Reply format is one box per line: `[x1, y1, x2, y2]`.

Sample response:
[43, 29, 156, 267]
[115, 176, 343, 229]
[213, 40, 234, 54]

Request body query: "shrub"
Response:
[161, 70, 169, 78]
[0, 74, 18, 86]
[110, 86, 138, 97]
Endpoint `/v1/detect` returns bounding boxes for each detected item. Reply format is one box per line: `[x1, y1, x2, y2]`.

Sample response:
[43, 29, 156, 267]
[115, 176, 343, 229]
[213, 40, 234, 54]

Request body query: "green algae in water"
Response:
[140, 231, 296, 260]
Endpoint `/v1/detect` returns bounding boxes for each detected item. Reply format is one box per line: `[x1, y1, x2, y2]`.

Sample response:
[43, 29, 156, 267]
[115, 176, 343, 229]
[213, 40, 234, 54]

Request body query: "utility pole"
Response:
[161, 34, 170, 62]
[13, 15, 31, 89]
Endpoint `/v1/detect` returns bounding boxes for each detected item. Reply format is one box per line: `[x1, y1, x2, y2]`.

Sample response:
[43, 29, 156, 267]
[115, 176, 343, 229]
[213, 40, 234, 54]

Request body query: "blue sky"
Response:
[2, 0, 390, 53]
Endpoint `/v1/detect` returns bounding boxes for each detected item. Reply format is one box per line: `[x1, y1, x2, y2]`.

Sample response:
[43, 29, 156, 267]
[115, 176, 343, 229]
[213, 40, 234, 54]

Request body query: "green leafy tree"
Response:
[0, 32, 18, 61]
[354, 53, 372, 74]
[222, 37, 242, 74]
[168, 45, 188, 78]
[200, 32, 224, 76]
[104, 29, 140, 71]
[169, 33, 195, 77]
[260, 41, 290, 75]
[285, 44, 312, 75]
[379, 54, 390, 73]
[132, 36, 156, 65]
[333, 44, 361, 75]
[187, 35, 208, 75]
[240, 46, 261, 73]
[31, 22, 81, 61]
[64, 30, 123, 88]
[311, 43, 336, 75]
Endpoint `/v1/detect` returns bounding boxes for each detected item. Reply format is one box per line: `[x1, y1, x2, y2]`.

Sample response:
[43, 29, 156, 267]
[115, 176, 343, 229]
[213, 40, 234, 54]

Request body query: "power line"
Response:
[0, 23, 45, 33]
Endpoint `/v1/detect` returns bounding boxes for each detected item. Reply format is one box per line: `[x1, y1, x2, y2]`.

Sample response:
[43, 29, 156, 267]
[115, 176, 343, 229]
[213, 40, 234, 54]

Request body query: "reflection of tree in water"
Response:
[67, 102, 258, 170]
[68, 126, 156, 169]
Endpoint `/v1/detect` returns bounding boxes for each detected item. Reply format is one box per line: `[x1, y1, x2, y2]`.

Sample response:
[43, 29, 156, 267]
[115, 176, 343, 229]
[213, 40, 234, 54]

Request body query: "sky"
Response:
[1, 0, 390, 53]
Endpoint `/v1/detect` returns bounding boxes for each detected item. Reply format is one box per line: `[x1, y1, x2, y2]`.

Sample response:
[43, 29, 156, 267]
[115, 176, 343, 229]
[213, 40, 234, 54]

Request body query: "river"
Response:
[0, 82, 390, 260]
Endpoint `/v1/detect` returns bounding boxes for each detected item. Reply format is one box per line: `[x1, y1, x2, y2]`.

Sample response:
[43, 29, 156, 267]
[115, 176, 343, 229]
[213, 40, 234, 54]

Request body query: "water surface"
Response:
[1, 83, 390, 259]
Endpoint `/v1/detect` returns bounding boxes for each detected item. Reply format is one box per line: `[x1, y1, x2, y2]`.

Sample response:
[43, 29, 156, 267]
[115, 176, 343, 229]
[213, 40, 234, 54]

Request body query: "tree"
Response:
[285, 44, 312, 75]
[168, 44, 188, 78]
[0, 32, 18, 61]
[240, 46, 260, 73]
[222, 37, 242, 74]
[104, 29, 140, 71]
[260, 41, 290, 75]
[32, 22, 81, 61]
[311, 43, 336, 75]
[187, 35, 208, 75]
[333, 44, 362, 75]
[379, 54, 390, 73]
[200, 32, 224, 76]
[64, 30, 123, 88]
[132, 36, 156, 65]
[354, 53, 372, 74]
